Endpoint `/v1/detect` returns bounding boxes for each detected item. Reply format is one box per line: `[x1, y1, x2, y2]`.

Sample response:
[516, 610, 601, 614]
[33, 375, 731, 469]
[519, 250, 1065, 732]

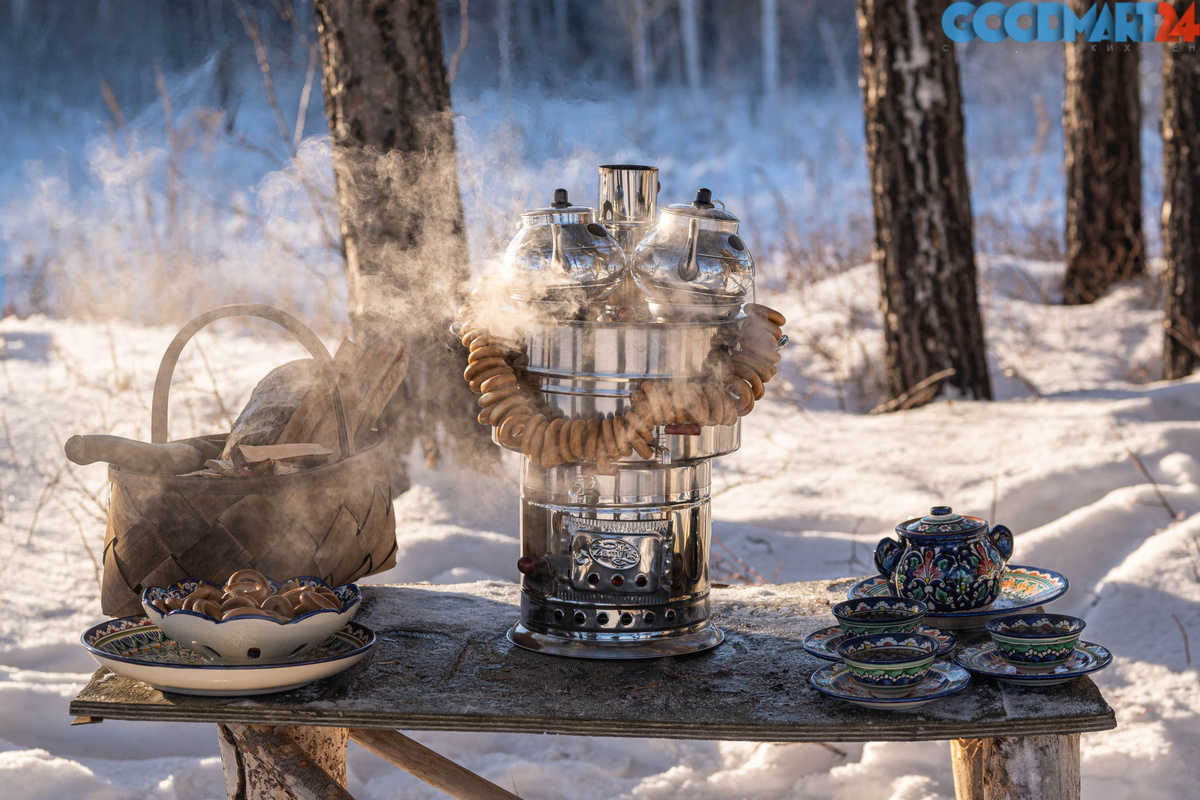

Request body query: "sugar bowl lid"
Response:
[900, 506, 986, 536]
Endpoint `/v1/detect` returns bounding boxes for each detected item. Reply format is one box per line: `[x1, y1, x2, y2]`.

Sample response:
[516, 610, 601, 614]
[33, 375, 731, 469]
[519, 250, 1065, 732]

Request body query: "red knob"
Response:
[517, 556, 544, 575]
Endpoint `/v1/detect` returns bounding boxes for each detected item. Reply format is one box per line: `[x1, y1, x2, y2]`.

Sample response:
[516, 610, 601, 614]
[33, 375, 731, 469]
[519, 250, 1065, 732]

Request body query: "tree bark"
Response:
[312, 0, 487, 492]
[951, 734, 1080, 800]
[856, 0, 992, 405]
[1162, 18, 1200, 379]
[762, 0, 779, 103]
[631, 0, 653, 107]
[218, 724, 349, 800]
[1063, 0, 1144, 305]
[680, 0, 702, 103]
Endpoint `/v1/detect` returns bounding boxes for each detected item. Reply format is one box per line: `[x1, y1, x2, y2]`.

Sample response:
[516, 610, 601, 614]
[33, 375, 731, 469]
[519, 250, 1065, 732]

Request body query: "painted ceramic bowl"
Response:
[985, 613, 1085, 671]
[831, 597, 927, 636]
[835, 632, 940, 696]
[142, 577, 360, 665]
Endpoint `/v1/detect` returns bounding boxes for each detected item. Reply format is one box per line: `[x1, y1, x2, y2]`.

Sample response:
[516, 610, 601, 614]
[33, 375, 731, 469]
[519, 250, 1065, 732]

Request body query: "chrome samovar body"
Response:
[502, 165, 757, 659]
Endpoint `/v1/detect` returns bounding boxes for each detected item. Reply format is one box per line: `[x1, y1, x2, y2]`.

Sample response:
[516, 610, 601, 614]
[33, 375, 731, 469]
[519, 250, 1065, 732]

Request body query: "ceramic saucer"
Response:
[803, 624, 956, 661]
[848, 565, 1069, 629]
[81, 616, 376, 696]
[810, 660, 971, 710]
[954, 641, 1111, 686]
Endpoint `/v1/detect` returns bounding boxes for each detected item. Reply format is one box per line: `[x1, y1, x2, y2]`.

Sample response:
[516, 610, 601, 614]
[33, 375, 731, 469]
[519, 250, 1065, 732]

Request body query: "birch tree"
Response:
[856, 0, 992, 406]
[1062, 0, 1144, 304]
[312, 0, 486, 491]
[762, 0, 779, 104]
[1162, 10, 1200, 379]
[680, 0, 702, 103]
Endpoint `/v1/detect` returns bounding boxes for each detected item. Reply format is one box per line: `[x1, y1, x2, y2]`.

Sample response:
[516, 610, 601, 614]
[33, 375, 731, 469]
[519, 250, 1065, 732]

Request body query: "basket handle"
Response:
[151, 303, 353, 459]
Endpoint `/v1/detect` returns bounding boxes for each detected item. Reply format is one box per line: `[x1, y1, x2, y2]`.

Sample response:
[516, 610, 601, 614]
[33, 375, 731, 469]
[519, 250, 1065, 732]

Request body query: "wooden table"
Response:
[70, 579, 1115, 800]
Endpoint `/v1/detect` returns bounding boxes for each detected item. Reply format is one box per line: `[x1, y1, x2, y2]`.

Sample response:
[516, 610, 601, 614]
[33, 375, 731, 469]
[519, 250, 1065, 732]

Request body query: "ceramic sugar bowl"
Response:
[874, 506, 1014, 613]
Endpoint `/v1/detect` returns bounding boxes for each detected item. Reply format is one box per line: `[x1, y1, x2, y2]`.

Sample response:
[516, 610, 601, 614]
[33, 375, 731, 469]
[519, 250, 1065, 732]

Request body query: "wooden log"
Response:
[277, 340, 408, 452]
[275, 338, 365, 451]
[64, 434, 220, 474]
[218, 723, 350, 800]
[350, 728, 519, 800]
[951, 734, 1080, 800]
[233, 443, 334, 467]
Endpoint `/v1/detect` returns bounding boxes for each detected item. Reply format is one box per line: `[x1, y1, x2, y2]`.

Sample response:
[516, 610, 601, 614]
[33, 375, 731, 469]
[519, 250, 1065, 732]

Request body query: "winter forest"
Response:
[2, 0, 1200, 798]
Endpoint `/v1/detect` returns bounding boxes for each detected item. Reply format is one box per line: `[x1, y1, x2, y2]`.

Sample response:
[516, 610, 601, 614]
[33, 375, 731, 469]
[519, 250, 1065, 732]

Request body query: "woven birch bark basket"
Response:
[100, 304, 397, 617]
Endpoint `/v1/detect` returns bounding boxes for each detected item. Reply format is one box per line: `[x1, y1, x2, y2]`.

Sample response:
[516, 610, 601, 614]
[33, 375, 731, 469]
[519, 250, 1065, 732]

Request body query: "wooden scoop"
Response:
[64, 434, 222, 475]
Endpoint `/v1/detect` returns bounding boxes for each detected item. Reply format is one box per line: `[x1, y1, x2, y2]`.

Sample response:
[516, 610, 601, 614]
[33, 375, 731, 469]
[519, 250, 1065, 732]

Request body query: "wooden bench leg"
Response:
[951, 734, 1080, 800]
[218, 723, 351, 800]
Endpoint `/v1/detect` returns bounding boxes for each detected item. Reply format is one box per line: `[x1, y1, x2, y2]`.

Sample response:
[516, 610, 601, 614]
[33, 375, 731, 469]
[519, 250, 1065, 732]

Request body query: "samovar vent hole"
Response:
[620, 612, 634, 626]
[611, 575, 624, 587]
[553, 609, 565, 622]
[665, 610, 677, 623]
[596, 612, 610, 625]
[635, 574, 648, 587]
[574, 611, 587, 625]
[643, 612, 656, 624]
[587, 573, 599, 586]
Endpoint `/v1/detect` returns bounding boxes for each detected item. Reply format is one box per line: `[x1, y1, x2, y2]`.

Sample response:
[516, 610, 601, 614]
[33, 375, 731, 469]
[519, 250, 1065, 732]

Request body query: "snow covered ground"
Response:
[1, 256, 1198, 799]
[0, 39, 1195, 800]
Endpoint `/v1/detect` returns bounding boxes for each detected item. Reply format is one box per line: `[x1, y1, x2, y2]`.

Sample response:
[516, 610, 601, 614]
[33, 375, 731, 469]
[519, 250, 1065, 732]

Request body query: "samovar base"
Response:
[506, 620, 724, 659]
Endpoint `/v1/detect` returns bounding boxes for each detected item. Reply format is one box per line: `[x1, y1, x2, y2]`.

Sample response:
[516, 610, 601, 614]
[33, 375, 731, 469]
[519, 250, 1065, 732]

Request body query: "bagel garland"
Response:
[456, 302, 786, 470]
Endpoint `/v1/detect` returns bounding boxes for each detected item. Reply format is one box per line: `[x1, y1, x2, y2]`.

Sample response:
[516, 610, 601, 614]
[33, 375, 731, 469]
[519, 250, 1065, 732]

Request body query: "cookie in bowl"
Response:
[142, 569, 360, 664]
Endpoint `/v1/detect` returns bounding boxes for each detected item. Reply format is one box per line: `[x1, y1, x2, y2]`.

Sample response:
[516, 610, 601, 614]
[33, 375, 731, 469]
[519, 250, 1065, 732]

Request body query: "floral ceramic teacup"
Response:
[831, 597, 927, 636]
[985, 614, 1085, 671]
[874, 506, 1014, 613]
[835, 632, 940, 696]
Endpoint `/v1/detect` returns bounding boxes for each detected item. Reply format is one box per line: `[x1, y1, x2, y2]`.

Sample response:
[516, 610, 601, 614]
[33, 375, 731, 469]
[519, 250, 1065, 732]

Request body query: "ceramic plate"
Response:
[81, 616, 376, 696]
[810, 661, 971, 710]
[803, 624, 956, 661]
[848, 565, 1069, 629]
[955, 641, 1111, 686]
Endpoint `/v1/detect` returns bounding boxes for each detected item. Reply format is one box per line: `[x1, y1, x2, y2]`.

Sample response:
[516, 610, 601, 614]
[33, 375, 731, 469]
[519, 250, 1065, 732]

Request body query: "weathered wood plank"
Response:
[951, 734, 1080, 800]
[350, 729, 519, 800]
[70, 580, 1116, 743]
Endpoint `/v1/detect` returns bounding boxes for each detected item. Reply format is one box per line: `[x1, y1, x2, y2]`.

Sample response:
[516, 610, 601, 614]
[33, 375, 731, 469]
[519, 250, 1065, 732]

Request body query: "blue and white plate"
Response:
[955, 641, 1111, 687]
[82, 616, 376, 696]
[810, 660, 971, 710]
[849, 565, 1069, 629]
[803, 624, 956, 661]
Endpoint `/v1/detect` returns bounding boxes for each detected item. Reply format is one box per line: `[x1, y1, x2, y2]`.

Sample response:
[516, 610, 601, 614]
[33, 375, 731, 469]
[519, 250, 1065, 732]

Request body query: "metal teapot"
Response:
[502, 189, 625, 317]
[630, 189, 754, 321]
[874, 506, 1014, 613]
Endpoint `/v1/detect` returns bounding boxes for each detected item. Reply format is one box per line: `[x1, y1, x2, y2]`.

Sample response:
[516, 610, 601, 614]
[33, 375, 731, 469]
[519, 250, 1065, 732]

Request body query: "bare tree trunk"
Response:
[761, 0, 779, 104]
[1063, 0, 1144, 305]
[312, 0, 487, 493]
[631, 0, 653, 108]
[497, 0, 513, 104]
[680, 0, 702, 103]
[1162, 24, 1200, 379]
[856, 0, 992, 405]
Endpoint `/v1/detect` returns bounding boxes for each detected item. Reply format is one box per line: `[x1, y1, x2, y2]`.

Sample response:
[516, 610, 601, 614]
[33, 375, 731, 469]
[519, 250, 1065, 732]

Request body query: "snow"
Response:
[1, 41, 1196, 800]
[1, 256, 1198, 798]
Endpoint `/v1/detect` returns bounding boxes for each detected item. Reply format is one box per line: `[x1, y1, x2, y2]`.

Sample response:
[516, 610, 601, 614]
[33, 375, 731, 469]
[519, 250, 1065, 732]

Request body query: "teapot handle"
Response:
[989, 524, 1014, 560]
[874, 537, 902, 576]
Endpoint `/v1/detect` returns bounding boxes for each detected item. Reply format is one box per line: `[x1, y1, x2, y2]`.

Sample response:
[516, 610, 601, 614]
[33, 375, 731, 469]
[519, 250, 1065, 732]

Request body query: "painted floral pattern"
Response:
[889, 538, 1004, 612]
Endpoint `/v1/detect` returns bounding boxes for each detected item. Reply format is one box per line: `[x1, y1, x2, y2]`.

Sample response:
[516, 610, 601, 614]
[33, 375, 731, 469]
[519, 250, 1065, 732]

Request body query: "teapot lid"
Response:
[900, 506, 986, 535]
[521, 189, 596, 226]
[661, 188, 740, 224]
